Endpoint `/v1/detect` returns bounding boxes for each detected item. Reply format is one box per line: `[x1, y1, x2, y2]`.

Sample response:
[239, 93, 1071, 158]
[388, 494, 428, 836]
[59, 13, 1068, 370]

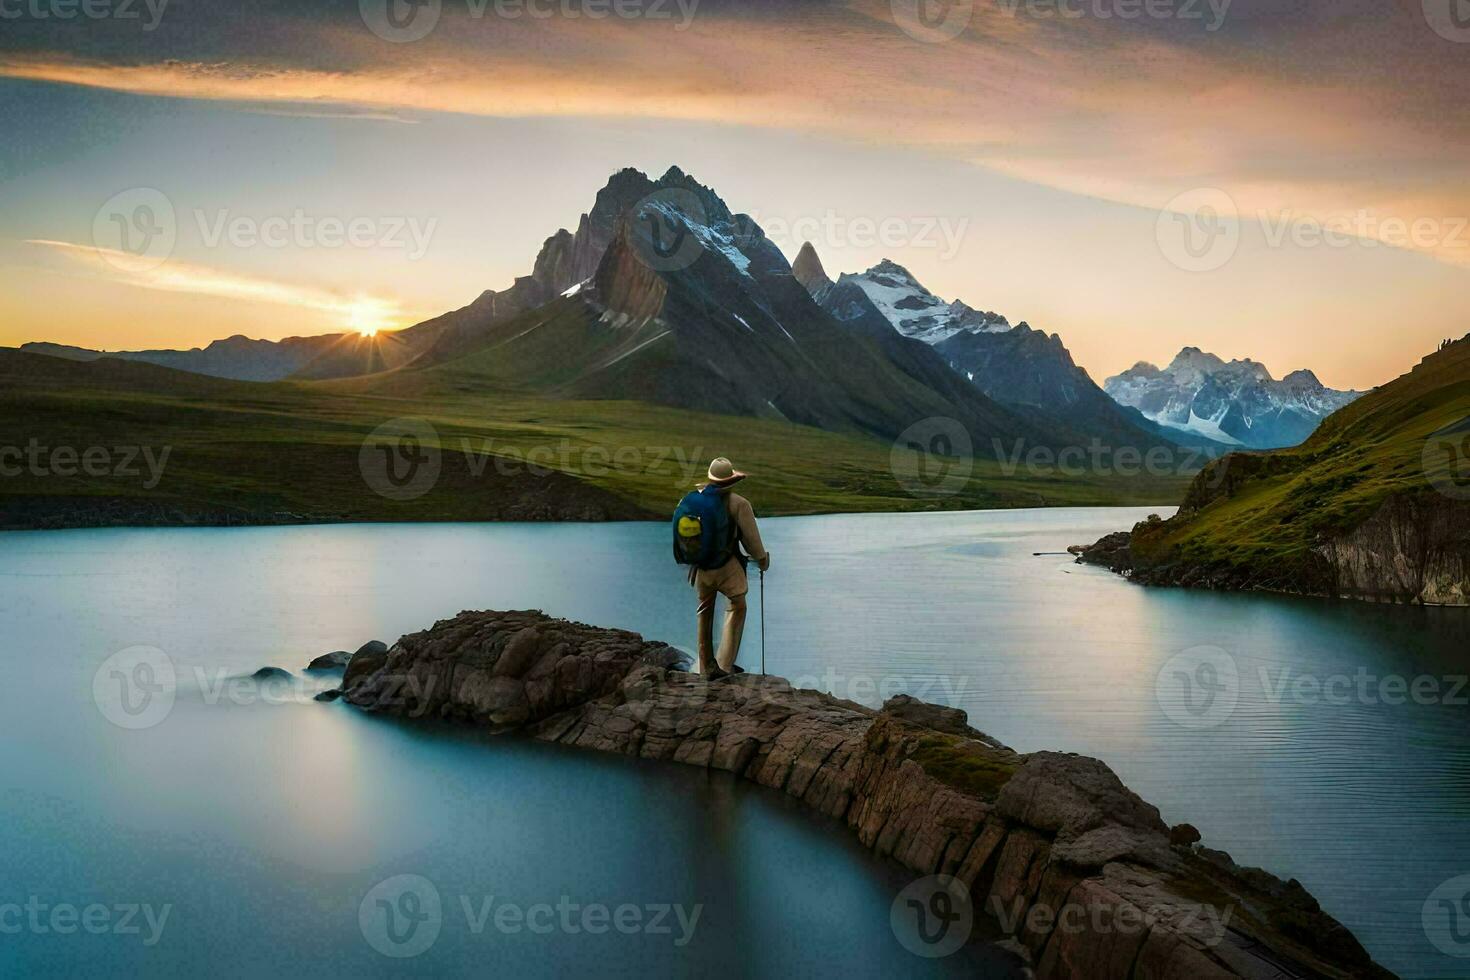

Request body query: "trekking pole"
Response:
[759, 567, 766, 676]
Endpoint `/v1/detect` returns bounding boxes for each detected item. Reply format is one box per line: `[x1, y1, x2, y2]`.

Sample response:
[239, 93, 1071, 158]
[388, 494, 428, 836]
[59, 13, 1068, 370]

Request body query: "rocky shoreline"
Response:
[1073, 492, 1470, 606]
[325, 608, 1395, 979]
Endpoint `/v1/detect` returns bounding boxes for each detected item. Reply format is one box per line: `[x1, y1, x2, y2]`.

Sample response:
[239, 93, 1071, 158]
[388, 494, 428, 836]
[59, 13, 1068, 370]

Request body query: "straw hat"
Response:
[703, 457, 747, 486]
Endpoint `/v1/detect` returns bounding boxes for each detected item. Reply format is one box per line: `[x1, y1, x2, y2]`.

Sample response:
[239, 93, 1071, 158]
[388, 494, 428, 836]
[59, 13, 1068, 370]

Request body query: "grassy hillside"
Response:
[1130, 338, 1470, 581]
[0, 348, 1192, 528]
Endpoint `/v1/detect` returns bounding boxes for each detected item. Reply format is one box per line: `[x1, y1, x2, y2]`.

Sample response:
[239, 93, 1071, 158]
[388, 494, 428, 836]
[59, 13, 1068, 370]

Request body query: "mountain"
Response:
[19, 334, 355, 382]
[1104, 348, 1362, 449]
[830, 260, 1010, 343]
[382, 168, 1059, 448]
[799, 250, 1222, 453]
[1077, 336, 1470, 604]
[791, 241, 832, 294]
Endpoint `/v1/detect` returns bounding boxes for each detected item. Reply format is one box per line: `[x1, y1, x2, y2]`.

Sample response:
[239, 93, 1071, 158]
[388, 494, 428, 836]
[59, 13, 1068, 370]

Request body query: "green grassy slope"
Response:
[0, 348, 1191, 527]
[1132, 338, 1470, 579]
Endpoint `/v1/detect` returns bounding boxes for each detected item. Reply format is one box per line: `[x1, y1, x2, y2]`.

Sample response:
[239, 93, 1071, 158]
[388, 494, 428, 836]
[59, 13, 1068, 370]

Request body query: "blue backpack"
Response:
[672, 485, 735, 570]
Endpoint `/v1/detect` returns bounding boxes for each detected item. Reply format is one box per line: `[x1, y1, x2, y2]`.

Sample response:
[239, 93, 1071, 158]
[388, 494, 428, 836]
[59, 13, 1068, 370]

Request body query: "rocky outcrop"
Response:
[340, 609, 1394, 979]
[791, 241, 832, 294]
[1076, 491, 1470, 605]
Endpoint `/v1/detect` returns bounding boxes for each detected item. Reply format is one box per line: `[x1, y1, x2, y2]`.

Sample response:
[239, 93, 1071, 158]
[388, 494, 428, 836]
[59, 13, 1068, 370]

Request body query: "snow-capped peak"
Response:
[838, 260, 1010, 344]
[1105, 346, 1362, 449]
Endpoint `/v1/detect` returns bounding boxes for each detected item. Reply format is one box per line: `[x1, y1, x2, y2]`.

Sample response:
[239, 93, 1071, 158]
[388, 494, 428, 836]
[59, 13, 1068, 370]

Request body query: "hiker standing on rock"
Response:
[671, 457, 770, 679]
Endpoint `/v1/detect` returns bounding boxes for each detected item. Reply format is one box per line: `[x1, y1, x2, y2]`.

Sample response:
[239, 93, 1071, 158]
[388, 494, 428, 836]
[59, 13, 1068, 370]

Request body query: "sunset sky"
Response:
[3, 0, 1469, 390]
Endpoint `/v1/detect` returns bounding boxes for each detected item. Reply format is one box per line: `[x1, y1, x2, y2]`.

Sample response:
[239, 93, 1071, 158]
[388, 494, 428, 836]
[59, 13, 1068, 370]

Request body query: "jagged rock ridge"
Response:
[337, 609, 1394, 980]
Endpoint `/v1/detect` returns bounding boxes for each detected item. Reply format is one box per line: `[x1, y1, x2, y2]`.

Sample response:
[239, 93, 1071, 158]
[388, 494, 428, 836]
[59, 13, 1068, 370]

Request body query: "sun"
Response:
[345, 297, 390, 337]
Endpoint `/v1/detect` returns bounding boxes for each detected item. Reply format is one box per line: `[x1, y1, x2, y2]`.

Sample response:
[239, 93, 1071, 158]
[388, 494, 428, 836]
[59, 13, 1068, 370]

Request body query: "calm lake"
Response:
[2, 508, 1466, 978]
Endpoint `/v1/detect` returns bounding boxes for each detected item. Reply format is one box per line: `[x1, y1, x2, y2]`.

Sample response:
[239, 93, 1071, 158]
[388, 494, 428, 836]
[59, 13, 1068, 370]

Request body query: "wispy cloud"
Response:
[26, 238, 415, 334]
[4, 0, 1470, 267]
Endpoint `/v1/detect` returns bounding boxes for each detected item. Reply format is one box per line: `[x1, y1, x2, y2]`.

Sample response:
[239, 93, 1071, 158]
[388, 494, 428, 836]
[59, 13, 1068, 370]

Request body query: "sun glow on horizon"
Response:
[344, 296, 394, 337]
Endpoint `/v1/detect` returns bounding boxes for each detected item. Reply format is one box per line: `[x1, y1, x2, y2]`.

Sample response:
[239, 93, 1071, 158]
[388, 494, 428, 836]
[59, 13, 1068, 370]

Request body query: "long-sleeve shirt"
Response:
[725, 491, 767, 563]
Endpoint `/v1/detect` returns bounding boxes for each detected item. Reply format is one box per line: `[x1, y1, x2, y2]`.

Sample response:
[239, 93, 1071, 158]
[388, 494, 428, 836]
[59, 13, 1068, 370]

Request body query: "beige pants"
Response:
[695, 557, 747, 673]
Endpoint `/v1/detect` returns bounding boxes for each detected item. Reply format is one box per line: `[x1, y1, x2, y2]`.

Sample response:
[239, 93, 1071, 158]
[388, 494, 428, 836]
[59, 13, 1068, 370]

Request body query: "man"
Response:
[694, 457, 769, 679]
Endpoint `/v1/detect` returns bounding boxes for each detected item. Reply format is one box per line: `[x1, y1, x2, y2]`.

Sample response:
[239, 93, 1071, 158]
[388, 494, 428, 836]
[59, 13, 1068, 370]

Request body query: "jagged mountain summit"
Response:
[796, 244, 1223, 452]
[381, 167, 1060, 448]
[1104, 348, 1363, 450]
[825, 260, 1011, 344]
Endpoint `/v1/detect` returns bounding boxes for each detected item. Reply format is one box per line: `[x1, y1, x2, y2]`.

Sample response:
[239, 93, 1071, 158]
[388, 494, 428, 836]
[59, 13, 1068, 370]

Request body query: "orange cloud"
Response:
[5, 0, 1468, 267]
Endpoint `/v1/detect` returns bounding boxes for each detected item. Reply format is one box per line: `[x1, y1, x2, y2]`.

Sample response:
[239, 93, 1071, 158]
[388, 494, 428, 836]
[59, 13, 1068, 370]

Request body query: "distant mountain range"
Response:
[1078, 335, 1470, 605]
[16, 165, 1353, 458]
[1105, 348, 1362, 450]
[795, 246, 1227, 452]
